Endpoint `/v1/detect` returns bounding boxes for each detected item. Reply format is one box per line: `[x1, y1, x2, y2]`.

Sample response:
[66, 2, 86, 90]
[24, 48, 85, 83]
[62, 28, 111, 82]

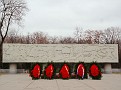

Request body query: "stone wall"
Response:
[3, 44, 118, 63]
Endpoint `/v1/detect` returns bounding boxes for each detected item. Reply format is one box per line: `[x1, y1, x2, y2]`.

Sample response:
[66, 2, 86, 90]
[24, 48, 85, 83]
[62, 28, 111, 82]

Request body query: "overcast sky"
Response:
[21, 0, 121, 36]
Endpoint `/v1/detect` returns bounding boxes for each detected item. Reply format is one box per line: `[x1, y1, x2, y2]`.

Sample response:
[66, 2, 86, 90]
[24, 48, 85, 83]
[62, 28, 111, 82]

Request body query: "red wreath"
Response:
[77, 64, 85, 78]
[60, 64, 70, 79]
[45, 64, 54, 79]
[31, 64, 41, 79]
[90, 64, 99, 76]
[89, 63, 102, 80]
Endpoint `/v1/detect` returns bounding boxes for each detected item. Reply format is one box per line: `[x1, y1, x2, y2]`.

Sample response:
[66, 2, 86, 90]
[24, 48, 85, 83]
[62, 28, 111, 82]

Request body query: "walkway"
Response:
[0, 74, 121, 90]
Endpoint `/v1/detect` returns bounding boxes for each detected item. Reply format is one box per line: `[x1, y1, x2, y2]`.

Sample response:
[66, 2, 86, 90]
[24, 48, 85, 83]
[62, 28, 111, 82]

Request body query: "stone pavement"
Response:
[0, 74, 121, 90]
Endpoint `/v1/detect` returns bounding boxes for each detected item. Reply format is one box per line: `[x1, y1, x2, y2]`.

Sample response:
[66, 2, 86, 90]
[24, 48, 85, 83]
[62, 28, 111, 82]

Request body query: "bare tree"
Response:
[102, 27, 121, 44]
[49, 36, 59, 44]
[84, 30, 94, 44]
[59, 36, 75, 44]
[4, 29, 19, 43]
[0, 0, 28, 66]
[31, 32, 49, 44]
[92, 30, 104, 44]
[74, 27, 83, 44]
[25, 33, 31, 44]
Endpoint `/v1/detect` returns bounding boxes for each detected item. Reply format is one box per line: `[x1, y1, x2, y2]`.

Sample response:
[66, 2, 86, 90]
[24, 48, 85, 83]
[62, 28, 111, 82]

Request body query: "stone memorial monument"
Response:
[3, 44, 118, 74]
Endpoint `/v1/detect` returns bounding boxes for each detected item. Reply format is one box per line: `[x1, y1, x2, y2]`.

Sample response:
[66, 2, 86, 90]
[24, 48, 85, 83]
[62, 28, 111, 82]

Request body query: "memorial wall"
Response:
[3, 44, 118, 63]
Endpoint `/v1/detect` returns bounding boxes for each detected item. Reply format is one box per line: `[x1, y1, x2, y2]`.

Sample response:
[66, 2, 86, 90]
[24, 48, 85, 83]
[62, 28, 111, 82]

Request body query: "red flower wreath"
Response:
[60, 64, 70, 79]
[89, 63, 102, 80]
[90, 64, 99, 76]
[77, 64, 85, 79]
[45, 64, 54, 79]
[30, 64, 41, 79]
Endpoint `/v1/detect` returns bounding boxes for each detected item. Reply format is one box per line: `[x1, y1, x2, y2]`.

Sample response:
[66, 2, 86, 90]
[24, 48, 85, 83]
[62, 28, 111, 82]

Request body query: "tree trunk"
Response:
[0, 43, 3, 69]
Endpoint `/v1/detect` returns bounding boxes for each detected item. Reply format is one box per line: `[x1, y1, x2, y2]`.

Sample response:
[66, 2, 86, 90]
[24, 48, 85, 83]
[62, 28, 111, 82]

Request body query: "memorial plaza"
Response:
[0, 0, 121, 90]
[0, 44, 120, 90]
[0, 74, 121, 90]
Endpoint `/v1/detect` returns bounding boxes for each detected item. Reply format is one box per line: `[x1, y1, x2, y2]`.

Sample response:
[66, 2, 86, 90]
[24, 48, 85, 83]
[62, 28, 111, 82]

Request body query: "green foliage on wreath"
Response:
[74, 62, 88, 79]
[29, 63, 42, 80]
[88, 61, 102, 80]
[59, 61, 71, 79]
[42, 61, 56, 79]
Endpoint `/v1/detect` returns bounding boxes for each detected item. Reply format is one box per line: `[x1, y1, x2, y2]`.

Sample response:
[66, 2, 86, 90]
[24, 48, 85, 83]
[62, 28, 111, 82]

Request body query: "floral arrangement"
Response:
[30, 63, 41, 80]
[29, 62, 102, 80]
[89, 62, 102, 80]
[75, 62, 88, 79]
[44, 64, 54, 79]
[59, 64, 70, 79]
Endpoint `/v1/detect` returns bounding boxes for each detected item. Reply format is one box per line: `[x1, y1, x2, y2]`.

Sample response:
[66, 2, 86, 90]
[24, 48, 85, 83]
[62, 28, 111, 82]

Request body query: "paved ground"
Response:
[0, 74, 121, 90]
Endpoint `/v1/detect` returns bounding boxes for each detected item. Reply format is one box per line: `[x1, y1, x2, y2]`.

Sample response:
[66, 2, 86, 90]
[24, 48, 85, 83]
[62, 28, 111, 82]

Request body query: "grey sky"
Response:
[21, 0, 121, 36]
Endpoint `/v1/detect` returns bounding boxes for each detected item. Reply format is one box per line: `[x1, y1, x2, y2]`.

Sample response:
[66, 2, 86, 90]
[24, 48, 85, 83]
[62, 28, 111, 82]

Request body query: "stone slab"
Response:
[3, 44, 118, 63]
[0, 74, 121, 90]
